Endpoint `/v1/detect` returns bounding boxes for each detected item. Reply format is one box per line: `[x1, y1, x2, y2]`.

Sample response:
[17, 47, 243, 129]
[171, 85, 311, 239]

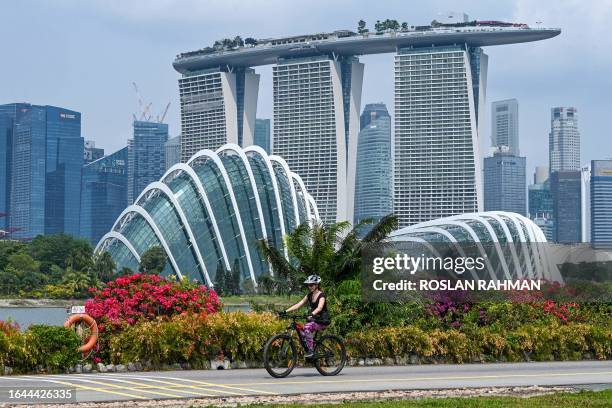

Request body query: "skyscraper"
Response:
[254, 119, 271, 154]
[80, 147, 128, 245]
[129, 121, 168, 201]
[0, 104, 23, 231]
[0, 103, 83, 239]
[590, 160, 612, 249]
[165, 135, 181, 170]
[394, 46, 487, 227]
[528, 166, 553, 240]
[84, 140, 104, 164]
[483, 150, 526, 215]
[354, 103, 392, 225]
[177, 68, 259, 161]
[491, 99, 519, 155]
[273, 56, 363, 224]
[549, 107, 580, 172]
[551, 170, 581, 243]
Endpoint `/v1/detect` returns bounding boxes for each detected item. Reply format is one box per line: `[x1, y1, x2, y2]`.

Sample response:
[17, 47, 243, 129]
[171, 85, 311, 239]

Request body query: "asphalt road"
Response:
[0, 361, 609, 404]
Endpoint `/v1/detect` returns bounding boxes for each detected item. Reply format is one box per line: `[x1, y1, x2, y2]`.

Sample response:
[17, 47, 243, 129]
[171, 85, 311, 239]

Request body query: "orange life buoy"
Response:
[64, 313, 98, 352]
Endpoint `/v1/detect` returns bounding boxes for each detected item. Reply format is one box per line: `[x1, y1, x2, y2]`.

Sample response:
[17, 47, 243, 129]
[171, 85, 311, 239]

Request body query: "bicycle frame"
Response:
[284, 315, 311, 352]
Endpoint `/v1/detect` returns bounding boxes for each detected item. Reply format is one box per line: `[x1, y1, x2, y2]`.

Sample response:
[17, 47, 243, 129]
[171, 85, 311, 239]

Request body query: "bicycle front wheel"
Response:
[314, 334, 346, 376]
[263, 333, 297, 378]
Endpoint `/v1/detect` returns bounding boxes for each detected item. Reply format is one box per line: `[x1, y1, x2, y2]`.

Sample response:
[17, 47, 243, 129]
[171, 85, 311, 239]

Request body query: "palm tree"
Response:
[257, 214, 398, 294]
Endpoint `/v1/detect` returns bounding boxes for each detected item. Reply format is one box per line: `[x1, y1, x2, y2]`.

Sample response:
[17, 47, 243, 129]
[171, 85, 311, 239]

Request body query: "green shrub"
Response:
[108, 311, 285, 367]
[27, 325, 81, 372]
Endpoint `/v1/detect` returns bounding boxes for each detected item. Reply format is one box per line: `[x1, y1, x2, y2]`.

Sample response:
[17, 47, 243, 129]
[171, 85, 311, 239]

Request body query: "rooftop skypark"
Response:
[173, 19, 560, 73]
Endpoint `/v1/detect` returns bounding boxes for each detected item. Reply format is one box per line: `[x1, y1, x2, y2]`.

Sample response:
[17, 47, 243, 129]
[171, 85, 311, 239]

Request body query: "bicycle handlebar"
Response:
[277, 311, 310, 320]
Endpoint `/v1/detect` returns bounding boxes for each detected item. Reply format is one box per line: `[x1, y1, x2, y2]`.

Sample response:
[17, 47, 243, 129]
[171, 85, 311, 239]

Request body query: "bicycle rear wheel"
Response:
[314, 334, 346, 376]
[263, 333, 297, 378]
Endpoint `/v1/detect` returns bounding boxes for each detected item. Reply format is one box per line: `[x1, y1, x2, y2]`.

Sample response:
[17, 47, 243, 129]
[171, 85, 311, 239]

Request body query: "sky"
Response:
[1, 0, 611, 180]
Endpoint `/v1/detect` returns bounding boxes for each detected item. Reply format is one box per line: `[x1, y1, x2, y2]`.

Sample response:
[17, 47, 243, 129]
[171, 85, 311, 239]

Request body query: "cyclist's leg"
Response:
[302, 322, 314, 351]
[305, 322, 328, 351]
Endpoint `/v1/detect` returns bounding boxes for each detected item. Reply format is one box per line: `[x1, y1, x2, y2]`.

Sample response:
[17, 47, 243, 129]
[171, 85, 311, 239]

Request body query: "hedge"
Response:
[0, 325, 80, 373]
[1, 312, 610, 374]
[106, 312, 611, 368]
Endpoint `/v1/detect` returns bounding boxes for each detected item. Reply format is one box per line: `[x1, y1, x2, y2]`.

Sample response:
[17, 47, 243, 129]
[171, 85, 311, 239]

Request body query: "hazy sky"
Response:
[2, 0, 611, 179]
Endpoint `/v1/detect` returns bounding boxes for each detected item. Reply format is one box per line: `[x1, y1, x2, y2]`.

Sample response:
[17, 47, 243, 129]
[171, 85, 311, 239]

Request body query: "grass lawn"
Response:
[235, 389, 612, 408]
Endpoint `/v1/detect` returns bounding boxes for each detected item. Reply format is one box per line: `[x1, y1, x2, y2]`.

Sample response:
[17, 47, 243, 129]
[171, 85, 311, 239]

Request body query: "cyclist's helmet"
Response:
[304, 275, 322, 285]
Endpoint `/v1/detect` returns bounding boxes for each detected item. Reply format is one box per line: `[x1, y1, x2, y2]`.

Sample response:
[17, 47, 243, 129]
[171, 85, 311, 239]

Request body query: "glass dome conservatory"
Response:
[95, 144, 319, 287]
[389, 211, 562, 282]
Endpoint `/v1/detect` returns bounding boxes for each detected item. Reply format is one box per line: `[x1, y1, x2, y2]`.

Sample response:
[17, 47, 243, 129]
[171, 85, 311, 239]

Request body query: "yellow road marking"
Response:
[160, 376, 277, 395]
[108, 376, 244, 396]
[218, 370, 612, 387]
[48, 376, 184, 399]
[36, 378, 147, 400]
[94, 377, 217, 397]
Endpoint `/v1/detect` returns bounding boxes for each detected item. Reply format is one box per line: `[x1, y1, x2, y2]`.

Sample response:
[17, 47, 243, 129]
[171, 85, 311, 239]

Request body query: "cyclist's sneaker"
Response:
[304, 350, 314, 359]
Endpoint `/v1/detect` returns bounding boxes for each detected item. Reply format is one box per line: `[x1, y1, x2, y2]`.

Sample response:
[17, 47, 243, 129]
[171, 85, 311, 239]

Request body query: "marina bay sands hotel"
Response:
[173, 17, 560, 227]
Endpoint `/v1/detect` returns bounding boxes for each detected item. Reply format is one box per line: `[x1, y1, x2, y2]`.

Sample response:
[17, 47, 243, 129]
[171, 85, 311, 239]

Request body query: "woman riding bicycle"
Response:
[285, 275, 330, 358]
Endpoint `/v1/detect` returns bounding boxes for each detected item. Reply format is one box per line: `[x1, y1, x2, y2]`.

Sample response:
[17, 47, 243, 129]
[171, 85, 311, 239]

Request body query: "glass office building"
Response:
[96, 144, 318, 288]
[484, 152, 526, 215]
[254, 119, 271, 154]
[354, 103, 392, 225]
[80, 147, 128, 245]
[551, 170, 582, 243]
[590, 160, 612, 248]
[0, 104, 82, 239]
[128, 120, 168, 203]
[165, 135, 181, 170]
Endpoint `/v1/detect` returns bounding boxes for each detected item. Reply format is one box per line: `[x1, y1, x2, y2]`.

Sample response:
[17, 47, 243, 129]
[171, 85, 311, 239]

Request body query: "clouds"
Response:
[0, 0, 609, 173]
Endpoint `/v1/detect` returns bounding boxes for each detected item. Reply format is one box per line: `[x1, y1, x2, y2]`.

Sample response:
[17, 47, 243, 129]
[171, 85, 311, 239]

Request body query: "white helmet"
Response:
[303, 275, 321, 285]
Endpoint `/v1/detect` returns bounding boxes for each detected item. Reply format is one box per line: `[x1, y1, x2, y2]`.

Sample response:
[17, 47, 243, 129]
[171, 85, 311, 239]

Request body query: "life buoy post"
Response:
[64, 313, 98, 353]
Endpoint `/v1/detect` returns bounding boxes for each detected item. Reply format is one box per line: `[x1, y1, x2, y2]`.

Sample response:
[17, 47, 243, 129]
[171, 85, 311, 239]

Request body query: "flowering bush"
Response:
[85, 274, 220, 332]
[424, 290, 473, 328]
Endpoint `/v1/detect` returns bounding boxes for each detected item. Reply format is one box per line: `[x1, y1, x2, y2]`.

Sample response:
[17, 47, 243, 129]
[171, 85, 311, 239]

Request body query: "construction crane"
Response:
[157, 102, 171, 123]
[131, 82, 170, 123]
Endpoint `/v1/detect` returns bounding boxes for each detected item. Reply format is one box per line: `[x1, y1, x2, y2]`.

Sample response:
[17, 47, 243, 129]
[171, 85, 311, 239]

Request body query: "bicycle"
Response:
[263, 312, 346, 378]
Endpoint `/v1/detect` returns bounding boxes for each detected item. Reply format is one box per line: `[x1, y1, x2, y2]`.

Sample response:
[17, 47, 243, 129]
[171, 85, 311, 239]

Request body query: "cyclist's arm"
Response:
[285, 295, 307, 312]
[311, 296, 325, 316]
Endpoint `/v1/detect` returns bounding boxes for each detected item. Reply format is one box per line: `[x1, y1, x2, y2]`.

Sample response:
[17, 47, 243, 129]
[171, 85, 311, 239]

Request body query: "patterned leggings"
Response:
[300, 321, 327, 351]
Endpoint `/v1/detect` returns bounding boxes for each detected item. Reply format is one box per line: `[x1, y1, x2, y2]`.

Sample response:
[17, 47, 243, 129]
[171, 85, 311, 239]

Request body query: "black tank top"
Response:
[307, 291, 330, 325]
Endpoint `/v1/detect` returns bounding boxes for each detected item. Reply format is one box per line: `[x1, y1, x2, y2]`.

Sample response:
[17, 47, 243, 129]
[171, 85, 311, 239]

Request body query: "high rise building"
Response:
[165, 135, 181, 170]
[394, 45, 487, 227]
[177, 68, 259, 161]
[528, 166, 553, 241]
[483, 150, 526, 215]
[551, 170, 581, 243]
[549, 107, 580, 172]
[273, 56, 363, 224]
[0, 103, 83, 239]
[590, 160, 612, 249]
[84, 140, 104, 164]
[354, 103, 392, 225]
[491, 99, 519, 155]
[129, 121, 168, 201]
[173, 21, 558, 225]
[0, 104, 24, 231]
[254, 119, 271, 154]
[80, 147, 128, 245]
[580, 164, 591, 242]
